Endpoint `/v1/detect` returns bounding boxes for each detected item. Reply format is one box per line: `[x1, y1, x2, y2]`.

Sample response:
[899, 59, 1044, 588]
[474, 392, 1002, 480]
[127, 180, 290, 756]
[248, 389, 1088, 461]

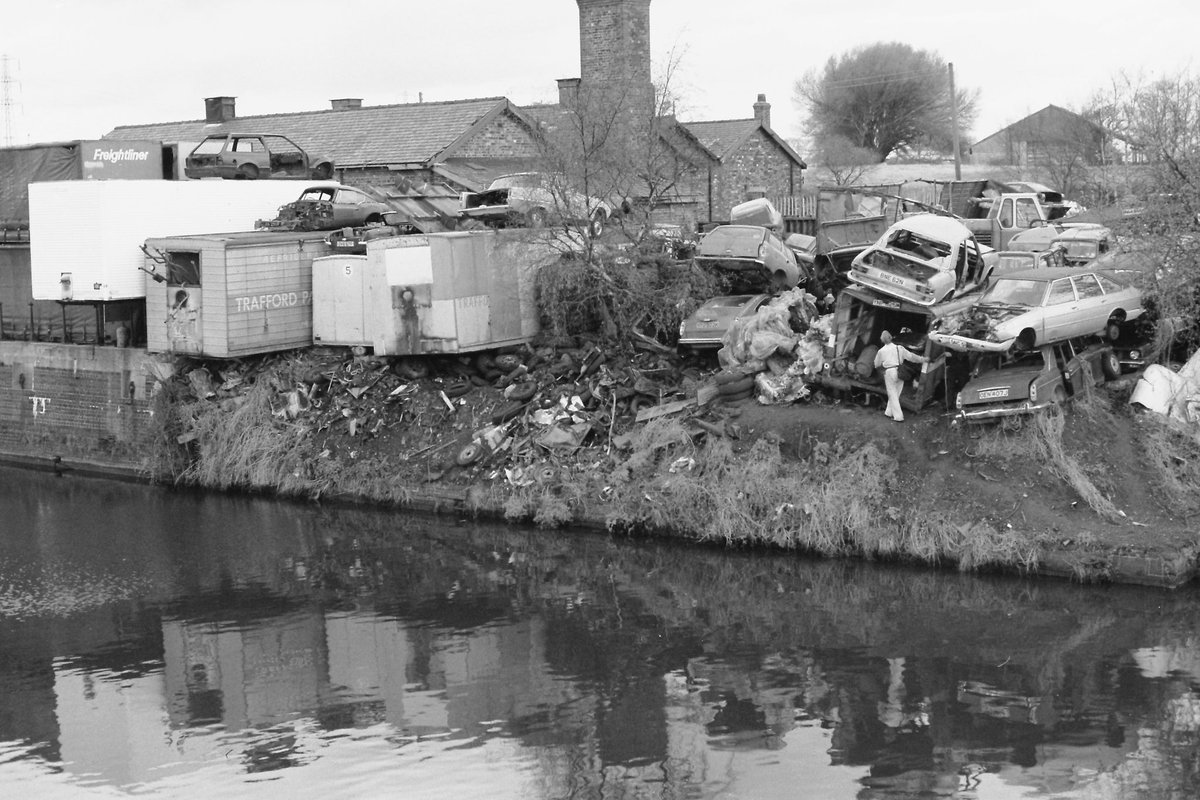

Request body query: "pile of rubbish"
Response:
[714, 287, 833, 405]
[164, 336, 763, 487]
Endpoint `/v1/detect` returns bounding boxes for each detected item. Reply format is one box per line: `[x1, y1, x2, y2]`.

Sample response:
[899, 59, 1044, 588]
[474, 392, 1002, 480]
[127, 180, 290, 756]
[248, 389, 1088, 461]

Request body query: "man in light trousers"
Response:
[872, 330, 927, 421]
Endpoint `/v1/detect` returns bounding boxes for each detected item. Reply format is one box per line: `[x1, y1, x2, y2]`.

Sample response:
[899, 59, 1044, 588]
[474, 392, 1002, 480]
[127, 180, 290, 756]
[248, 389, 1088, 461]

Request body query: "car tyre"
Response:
[390, 358, 428, 380]
[718, 374, 756, 396]
[1105, 320, 1122, 341]
[506, 381, 538, 402]
[455, 442, 483, 467]
[442, 380, 472, 398]
[1101, 350, 1121, 380]
[494, 353, 523, 373]
[312, 162, 333, 180]
[590, 211, 606, 237]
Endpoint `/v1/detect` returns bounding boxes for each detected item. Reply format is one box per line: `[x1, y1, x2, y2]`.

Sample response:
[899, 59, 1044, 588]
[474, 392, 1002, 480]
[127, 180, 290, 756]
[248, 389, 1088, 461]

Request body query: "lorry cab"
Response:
[963, 192, 1050, 250]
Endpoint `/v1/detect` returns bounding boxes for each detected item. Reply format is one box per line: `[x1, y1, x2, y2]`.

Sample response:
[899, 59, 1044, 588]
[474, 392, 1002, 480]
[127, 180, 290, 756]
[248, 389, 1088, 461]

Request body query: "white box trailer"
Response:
[312, 229, 557, 355]
[29, 179, 306, 302]
[143, 230, 332, 358]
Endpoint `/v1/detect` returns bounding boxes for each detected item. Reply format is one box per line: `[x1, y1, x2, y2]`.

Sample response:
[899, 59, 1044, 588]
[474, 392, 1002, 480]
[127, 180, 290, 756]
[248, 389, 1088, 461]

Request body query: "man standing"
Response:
[873, 330, 927, 421]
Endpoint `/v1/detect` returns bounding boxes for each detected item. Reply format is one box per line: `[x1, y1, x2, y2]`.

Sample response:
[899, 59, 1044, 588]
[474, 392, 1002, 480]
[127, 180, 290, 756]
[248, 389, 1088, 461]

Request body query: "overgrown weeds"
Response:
[1137, 414, 1200, 516]
[1029, 409, 1123, 521]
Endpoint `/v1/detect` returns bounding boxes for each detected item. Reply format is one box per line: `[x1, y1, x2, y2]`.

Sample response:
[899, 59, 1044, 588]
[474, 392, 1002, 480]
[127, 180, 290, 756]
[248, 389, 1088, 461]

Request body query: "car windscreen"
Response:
[191, 138, 226, 155]
[997, 254, 1033, 272]
[980, 278, 1047, 306]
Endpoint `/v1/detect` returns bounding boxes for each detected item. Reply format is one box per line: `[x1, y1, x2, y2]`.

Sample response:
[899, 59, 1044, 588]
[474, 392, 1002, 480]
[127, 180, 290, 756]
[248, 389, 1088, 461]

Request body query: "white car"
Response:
[847, 214, 996, 306]
[458, 172, 617, 235]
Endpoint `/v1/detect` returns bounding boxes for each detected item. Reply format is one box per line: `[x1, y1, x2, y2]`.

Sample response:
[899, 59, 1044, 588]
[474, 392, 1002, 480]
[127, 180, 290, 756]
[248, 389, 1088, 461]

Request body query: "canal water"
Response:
[2, 466, 1198, 799]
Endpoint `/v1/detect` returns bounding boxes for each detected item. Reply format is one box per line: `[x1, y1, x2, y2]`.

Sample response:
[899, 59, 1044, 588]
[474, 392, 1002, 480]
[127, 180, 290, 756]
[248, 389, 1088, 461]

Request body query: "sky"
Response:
[1, 0, 1197, 154]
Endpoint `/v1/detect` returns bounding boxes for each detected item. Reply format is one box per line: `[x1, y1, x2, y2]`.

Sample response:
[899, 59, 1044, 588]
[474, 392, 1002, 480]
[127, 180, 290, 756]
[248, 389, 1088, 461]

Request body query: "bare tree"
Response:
[1088, 70, 1200, 360]
[795, 42, 977, 162]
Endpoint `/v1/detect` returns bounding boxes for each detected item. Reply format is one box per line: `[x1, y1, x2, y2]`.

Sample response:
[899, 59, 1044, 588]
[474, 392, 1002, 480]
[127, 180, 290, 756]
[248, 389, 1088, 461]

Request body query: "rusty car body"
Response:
[928, 267, 1144, 354]
[256, 183, 391, 232]
[954, 338, 1119, 423]
[184, 133, 334, 181]
[458, 172, 617, 235]
[847, 214, 996, 306]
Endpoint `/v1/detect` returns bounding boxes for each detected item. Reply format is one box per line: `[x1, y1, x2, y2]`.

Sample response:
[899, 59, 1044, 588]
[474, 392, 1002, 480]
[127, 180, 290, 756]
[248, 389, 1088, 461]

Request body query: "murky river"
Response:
[2, 466, 1199, 798]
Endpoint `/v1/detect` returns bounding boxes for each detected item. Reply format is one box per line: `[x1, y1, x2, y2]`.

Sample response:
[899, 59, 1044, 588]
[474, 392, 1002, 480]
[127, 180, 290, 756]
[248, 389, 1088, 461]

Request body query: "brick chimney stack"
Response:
[576, 0, 653, 114]
[204, 96, 236, 124]
[753, 94, 771, 129]
[330, 98, 363, 111]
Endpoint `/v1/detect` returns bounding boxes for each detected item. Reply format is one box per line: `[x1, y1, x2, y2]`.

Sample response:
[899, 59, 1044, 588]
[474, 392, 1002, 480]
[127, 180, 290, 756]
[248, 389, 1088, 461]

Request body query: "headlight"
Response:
[1129, 349, 1141, 360]
[679, 321, 686, 338]
[1029, 381, 1038, 402]
[955, 392, 963, 409]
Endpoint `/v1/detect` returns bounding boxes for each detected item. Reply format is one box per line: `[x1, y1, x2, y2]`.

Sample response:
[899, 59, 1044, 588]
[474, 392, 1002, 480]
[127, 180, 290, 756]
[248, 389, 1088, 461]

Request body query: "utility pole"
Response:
[949, 62, 961, 180]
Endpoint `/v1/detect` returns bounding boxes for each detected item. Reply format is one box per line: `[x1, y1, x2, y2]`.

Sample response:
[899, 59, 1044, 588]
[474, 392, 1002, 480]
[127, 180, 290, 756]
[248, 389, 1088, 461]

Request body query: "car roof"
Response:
[1053, 226, 1112, 241]
[995, 267, 1104, 281]
[884, 213, 975, 244]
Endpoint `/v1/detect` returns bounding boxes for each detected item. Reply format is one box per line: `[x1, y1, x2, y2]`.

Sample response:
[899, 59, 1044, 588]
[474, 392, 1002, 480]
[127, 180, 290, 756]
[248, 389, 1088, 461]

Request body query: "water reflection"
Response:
[1, 465, 1199, 798]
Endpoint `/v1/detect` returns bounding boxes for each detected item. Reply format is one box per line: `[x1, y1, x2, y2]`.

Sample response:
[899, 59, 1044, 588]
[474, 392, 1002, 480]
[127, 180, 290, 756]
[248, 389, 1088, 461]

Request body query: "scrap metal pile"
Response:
[168, 339, 759, 486]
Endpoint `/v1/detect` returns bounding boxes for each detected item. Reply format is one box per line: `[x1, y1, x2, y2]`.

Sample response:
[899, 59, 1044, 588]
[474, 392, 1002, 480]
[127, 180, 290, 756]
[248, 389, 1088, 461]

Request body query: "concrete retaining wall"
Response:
[0, 341, 165, 463]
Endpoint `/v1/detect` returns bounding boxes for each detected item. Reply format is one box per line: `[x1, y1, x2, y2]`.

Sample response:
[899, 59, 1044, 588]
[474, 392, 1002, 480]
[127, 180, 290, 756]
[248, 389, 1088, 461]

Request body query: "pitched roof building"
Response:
[104, 0, 806, 230]
[970, 104, 1107, 167]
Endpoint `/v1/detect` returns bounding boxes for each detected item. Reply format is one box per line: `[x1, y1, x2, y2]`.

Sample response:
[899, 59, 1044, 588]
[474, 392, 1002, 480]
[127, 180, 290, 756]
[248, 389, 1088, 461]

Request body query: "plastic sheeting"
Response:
[0, 143, 82, 223]
[1130, 350, 1200, 424]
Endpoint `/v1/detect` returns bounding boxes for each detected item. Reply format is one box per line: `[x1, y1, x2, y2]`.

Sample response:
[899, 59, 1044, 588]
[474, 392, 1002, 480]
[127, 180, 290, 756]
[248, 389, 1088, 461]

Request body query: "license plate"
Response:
[696, 321, 719, 329]
[978, 388, 1009, 400]
[880, 272, 906, 286]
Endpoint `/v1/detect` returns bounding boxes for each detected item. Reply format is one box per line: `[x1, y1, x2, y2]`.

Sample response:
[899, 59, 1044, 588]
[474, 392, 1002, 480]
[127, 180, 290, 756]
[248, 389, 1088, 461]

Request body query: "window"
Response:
[1071, 274, 1104, 299]
[1096, 274, 1124, 293]
[232, 137, 264, 153]
[192, 137, 227, 155]
[998, 199, 1014, 227]
[165, 251, 200, 287]
[1047, 278, 1076, 305]
[1014, 198, 1038, 228]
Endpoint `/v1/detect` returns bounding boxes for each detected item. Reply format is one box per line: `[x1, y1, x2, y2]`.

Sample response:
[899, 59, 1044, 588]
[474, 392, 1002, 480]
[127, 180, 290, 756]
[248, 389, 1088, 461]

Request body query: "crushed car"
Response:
[694, 224, 811, 291]
[256, 183, 392, 231]
[458, 172, 618, 235]
[847, 214, 996, 306]
[954, 338, 1121, 423]
[184, 133, 334, 180]
[928, 267, 1144, 354]
[1051, 225, 1118, 267]
[677, 293, 771, 350]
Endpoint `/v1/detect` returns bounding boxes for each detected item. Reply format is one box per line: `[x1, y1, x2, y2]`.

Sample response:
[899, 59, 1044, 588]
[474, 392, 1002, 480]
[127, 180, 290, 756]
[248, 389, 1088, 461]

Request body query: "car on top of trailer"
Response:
[184, 133, 334, 181]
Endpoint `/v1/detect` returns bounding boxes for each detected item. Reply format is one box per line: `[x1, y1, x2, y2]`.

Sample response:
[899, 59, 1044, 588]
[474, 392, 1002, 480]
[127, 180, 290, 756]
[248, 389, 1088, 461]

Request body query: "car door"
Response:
[1058, 341, 1091, 396]
[1042, 277, 1078, 342]
[1068, 273, 1108, 338]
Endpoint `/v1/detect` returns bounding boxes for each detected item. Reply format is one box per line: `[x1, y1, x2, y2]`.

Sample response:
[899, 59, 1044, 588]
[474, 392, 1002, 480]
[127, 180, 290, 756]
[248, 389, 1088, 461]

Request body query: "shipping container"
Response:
[29, 180, 310, 302]
[143, 230, 332, 357]
[312, 230, 556, 355]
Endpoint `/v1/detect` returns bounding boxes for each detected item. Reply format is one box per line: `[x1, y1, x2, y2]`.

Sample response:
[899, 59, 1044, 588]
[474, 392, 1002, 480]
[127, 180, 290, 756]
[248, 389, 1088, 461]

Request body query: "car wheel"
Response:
[506, 381, 538, 402]
[526, 208, 548, 228]
[390, 357, 428, 380]
[493, 353, 523, 373]
[1101, 350, 1121, 380]
[590, 211, 606, 237]
[238, 163, 260, 180]
[456, 442, 483, 467]
[365, 214, 384, 226]
[312, 162, 333, 180]
[1105, 319, 1122, 341]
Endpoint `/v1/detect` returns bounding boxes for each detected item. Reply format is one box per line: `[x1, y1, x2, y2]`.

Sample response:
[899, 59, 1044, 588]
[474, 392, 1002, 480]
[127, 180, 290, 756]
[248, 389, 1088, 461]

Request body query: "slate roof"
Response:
[104, 97, 525, 169]
[682, 118, 807, 168]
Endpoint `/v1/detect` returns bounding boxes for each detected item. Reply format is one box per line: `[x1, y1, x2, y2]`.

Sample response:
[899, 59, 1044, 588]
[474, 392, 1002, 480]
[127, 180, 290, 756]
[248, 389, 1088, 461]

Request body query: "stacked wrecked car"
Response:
[681, 191, 1146, 423]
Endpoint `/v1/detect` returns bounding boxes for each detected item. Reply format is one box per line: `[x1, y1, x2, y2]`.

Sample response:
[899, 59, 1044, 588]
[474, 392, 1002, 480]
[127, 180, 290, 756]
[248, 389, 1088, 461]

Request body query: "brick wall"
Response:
[0, 342, 159, 464]
[457, 113, 540, 160]
[711, 130, 800, 221]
